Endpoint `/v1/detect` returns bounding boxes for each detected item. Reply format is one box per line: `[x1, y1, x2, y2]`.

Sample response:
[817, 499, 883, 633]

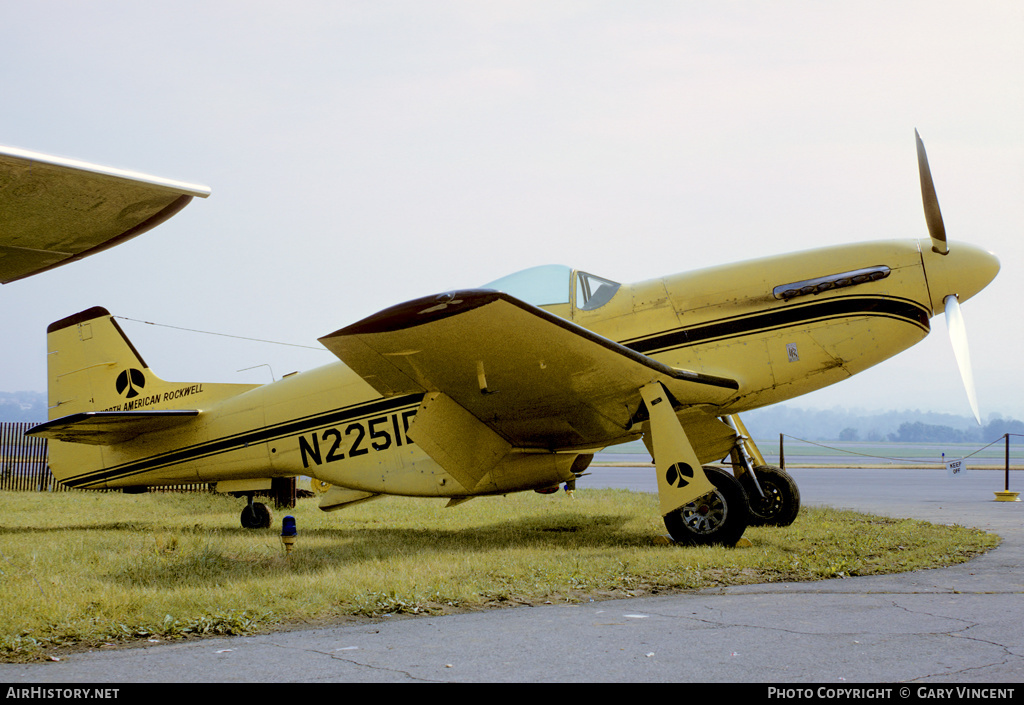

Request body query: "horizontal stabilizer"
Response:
[27, 410, 200, 445]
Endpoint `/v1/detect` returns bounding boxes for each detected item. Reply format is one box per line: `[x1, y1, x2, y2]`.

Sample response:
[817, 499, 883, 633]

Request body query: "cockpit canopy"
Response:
[481, 264, 621, 311]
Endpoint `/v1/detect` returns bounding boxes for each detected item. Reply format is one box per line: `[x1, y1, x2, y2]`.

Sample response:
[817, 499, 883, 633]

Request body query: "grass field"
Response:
[0, 488, 999, 661]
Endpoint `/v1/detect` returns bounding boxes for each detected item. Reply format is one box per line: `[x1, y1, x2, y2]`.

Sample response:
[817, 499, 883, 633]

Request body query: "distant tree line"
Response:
[834, 418, 1024, 444]
[745, 404, 1024, 444]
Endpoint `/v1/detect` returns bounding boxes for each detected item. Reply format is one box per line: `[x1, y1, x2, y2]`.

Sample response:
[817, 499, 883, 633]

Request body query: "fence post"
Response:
[995, 433, 1020, 501]
[779, 433, 785, 471]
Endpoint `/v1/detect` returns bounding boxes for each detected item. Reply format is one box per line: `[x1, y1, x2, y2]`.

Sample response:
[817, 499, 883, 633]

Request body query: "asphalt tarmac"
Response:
[2, 466, 1022, 684]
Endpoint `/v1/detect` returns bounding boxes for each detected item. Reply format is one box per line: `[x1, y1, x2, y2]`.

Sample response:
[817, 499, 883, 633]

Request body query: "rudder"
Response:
[46, 306, 259, 420]
[47, 306, 159, 418]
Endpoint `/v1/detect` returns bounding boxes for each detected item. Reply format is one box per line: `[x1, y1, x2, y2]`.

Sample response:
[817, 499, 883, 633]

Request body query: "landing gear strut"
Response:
[640, 383, 749, 547]
[722, 414, 800, 527]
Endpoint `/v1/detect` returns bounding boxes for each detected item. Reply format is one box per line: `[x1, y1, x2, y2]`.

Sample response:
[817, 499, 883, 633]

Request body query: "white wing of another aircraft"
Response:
[0, 145, 210, 284]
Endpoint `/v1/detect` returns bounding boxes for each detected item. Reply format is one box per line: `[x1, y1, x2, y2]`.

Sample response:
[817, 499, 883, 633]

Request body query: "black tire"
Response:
[663, 466, 750, 546]
[240, 501, 272, 529]
[743, 465, 800, 527]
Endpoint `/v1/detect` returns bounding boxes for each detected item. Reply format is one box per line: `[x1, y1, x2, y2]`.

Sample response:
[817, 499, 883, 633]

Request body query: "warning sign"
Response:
[946, 457, 967, 478]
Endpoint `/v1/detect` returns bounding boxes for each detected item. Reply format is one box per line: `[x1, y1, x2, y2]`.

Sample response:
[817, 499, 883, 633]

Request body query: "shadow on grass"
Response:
[102, 510, 651, 588]
[0, 522, 172, 534]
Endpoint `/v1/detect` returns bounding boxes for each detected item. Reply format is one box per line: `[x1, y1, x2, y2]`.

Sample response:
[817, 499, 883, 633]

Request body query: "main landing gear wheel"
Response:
[240, 500, 272, 529]
[743, 465, 800, 527]
[663, 466, 750, 546]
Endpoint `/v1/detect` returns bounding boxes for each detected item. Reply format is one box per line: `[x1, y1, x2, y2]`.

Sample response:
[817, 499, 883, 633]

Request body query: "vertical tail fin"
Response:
[46, 307, 257, 419]
[47, 306, 151, 418]
[41, 307, 261, 487]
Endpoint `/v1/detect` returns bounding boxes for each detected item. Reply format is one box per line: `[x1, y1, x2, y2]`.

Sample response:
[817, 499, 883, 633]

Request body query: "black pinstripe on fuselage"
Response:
[59, 394, 425, 489]
[621, 295, 930, 355]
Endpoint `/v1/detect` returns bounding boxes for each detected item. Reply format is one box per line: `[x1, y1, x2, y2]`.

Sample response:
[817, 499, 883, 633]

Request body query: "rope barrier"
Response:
[780, 433, 1024, 466]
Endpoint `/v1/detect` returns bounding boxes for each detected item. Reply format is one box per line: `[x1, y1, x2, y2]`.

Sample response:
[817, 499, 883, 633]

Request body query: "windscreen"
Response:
[481, 264, 572, 306]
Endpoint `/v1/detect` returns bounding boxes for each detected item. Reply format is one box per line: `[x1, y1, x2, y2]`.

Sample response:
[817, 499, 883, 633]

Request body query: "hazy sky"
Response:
[2, 2, 1022, 420]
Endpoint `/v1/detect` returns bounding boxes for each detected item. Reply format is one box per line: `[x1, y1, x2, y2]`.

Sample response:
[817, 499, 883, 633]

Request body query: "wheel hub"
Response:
[681, 490, 727, 534]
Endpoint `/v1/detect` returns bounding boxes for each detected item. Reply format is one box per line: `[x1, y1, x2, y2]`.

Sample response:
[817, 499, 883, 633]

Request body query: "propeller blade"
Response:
[916, 129, 948, 254]
[944, 294, 980, 424]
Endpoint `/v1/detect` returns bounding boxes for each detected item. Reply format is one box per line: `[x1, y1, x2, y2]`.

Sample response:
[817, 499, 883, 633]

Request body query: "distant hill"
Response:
[0, 391, 47, 422]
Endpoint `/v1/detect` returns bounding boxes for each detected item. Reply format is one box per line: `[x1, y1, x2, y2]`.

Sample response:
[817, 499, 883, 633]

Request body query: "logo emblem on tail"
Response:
[116, 368, 146, 399]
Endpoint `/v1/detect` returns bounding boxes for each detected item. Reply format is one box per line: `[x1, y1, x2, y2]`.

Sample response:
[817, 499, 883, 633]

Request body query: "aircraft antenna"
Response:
[113, 316, 329, 351]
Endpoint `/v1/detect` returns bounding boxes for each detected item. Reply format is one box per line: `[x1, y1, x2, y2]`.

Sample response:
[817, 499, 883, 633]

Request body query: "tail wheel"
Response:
[241, 501, 272, 529]
[663, 466, 749, 546]
[744, 465, 800, 527]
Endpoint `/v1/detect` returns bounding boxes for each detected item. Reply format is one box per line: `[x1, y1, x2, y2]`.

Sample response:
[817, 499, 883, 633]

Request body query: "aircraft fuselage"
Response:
[46, 236, 999, 502]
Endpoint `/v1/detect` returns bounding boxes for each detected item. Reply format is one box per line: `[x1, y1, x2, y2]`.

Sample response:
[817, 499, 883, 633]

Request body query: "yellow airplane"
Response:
[26, 132, 999, 546]
[0, 145, 209, 284]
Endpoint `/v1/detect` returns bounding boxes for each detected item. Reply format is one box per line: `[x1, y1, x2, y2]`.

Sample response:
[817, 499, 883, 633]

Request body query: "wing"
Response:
[319, 289, 739, 451]
[0, 146, 210, 284]
[26, 410, 200, 445]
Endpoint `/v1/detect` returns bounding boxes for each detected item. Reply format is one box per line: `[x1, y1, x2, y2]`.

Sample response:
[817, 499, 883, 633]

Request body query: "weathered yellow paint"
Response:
[31, 234, 998, 510]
